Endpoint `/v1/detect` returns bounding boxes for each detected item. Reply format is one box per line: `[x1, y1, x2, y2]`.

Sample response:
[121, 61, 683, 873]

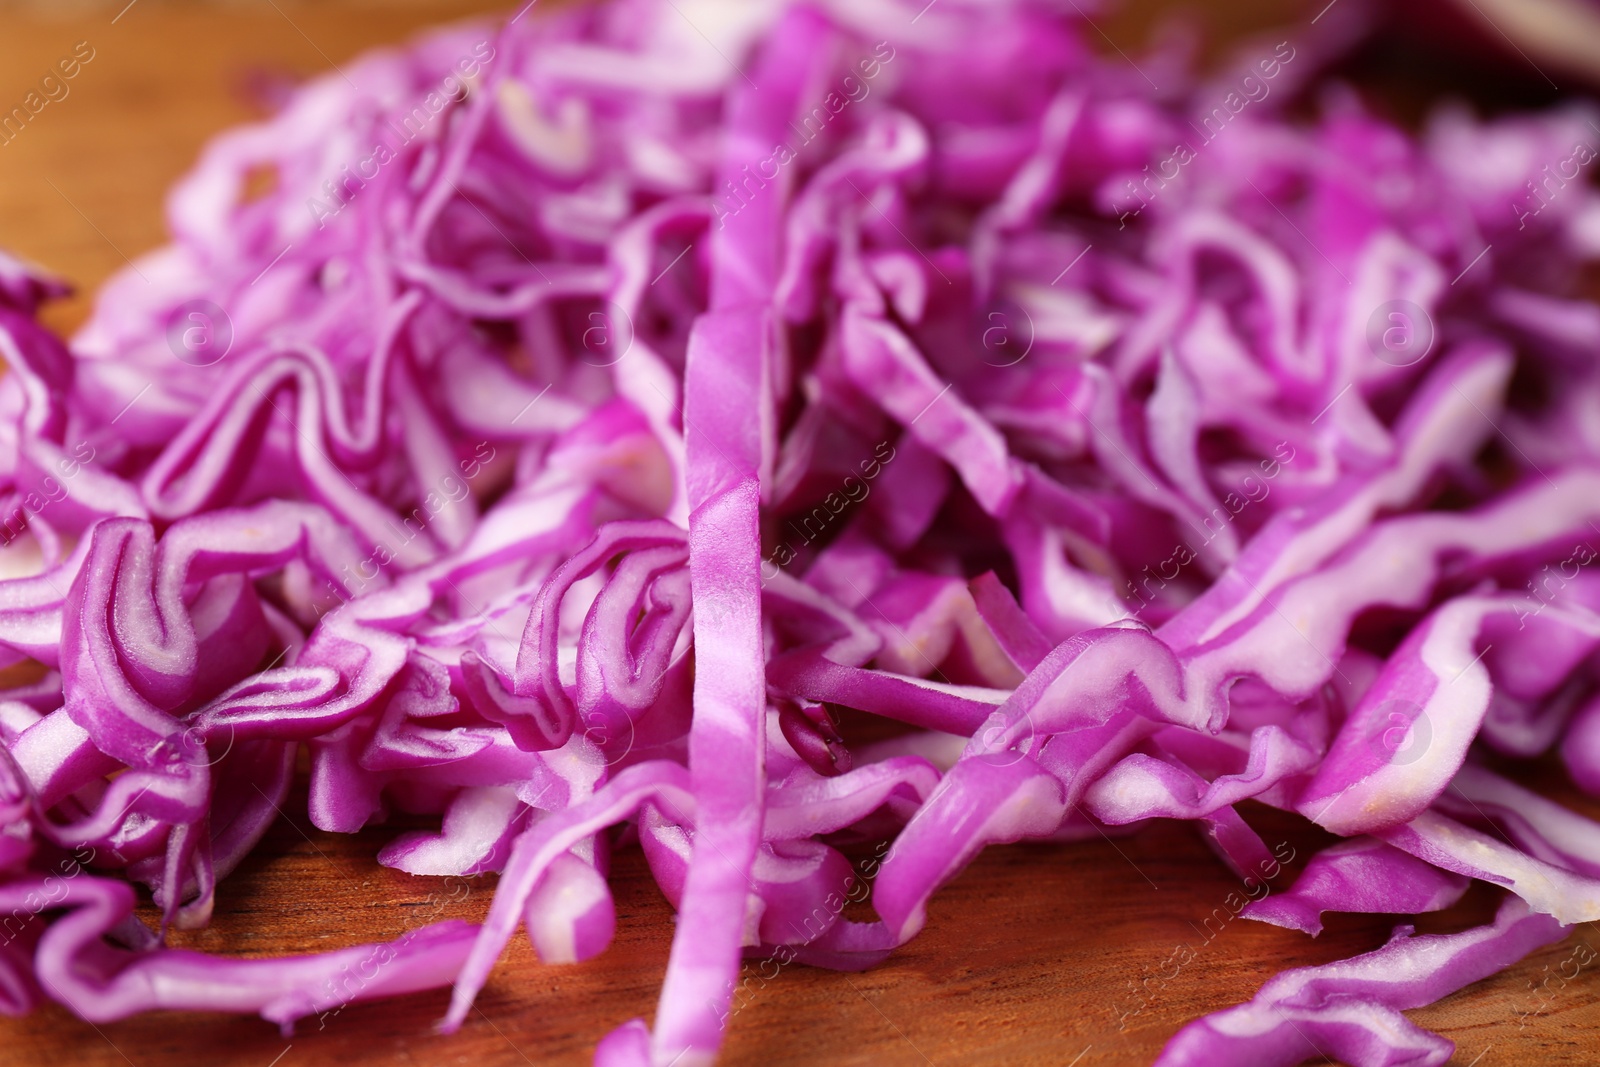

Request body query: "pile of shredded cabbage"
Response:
[4, 1, 1600, 1064]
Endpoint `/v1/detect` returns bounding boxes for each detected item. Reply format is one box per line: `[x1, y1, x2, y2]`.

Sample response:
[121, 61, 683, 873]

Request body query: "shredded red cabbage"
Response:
[4, 2, 1600, 1064]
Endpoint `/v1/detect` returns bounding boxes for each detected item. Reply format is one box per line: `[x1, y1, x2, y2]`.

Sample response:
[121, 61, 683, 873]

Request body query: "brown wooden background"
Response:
[0, 2, 1597, 1065]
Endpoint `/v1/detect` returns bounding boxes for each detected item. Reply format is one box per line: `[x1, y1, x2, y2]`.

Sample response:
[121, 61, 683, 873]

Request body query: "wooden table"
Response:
[0, 2, 1596, 1065]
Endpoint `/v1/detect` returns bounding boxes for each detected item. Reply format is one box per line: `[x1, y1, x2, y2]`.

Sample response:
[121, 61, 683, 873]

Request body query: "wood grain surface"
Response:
[0, 3, 1596, 1066]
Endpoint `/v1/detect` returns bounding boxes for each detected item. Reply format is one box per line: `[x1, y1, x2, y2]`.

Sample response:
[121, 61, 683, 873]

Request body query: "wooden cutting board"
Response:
[0, 3, 1596, 1065]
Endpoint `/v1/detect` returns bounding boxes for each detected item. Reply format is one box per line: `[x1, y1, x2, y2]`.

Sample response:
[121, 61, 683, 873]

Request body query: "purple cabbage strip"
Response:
[1239, 838, 1470, 937]
[1155, 895, 1569, 1067]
